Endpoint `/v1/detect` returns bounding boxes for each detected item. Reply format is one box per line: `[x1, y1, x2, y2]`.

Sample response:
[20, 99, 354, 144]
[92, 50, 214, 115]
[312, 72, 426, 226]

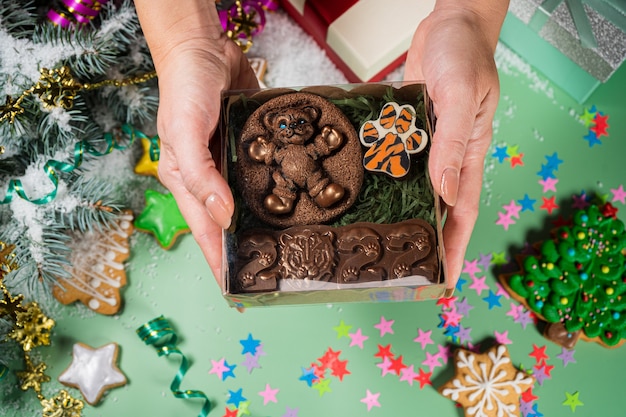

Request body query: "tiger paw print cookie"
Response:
[359, 102, 429, 178]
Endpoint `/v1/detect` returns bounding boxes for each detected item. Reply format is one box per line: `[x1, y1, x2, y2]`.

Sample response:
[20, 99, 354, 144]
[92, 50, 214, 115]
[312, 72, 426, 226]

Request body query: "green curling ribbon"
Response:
[131, 127, 160, 162]
[0, 124, 147, 205]
[0, 364, 8, 381]
[136, 315, 211, 417]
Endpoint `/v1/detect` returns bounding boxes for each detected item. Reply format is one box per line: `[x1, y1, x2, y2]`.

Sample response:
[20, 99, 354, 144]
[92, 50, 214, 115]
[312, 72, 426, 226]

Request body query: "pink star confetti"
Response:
[495, 282, 511, 299]
[539, 177, 558, 193]
[374, 316, 394, 337]
[360, 390, 381, 411]
[209, 358, 228, 380]
[496, 211, 515, 230]
[506, 302, 524, 320]
[399, 365, 419, 386]
[462, 259, 481, 278]
[421, 351, 442, 373]
[348, 328, 369, 349]
[468, 275, 489, 296]
[435, 344, 452, 364]
[611, 184, 626, 204]
[413, 329, 434, 350]
[258, 383, 279, 405]
[503, 200, 522, 218]
[494, 330, 512, 345]
[376, 356, 395, 377]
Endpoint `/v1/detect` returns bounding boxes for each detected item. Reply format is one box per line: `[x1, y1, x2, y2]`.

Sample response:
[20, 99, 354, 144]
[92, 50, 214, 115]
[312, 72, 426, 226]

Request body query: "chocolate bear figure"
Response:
[248, 104, 346, 214]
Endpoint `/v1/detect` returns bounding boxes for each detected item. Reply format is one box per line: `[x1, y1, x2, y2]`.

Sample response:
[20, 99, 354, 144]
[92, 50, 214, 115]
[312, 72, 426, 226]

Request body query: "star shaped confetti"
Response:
[209, 358, 228, 379]
[539, 196, 559, 214]
[583, 130, 601, 147]
[439, 345, 535, 417]
[312, 378, 332, 396]
[518, 194, 536, 212]
[483, 290, 502, 309]
[258, 383, 279, 405]
[360, 389, 381, 411]
[282, 406, 299, 417]
[529, 344, 549, 364]
[240, 333, 261, 355]
[226, 388, 246, 408]
[333, 320, 352, 339]
[468, 275, 489, 296]
[58, 342, 127, 405]
[222, 360, 237, 380]
[492, 145, 509, 163]
[556, 347, 576, 367]
[611, 184, 626, 204]
[348, 328, 368, 349]
[591, 112, 609, 137]
[374, 316, 394, 337]
[415, 368, 433, 389]
[496, 212, 515, 230]
[539, 177, 558, 193]
[298, 367, 318, 386]
[413, 329, 434, 350]
[563, 391, 584, 412]
[374, 344, 394, 360]
[579, 107, 596, 126]
[494, 330, 512, 345]
[134, 189, 190, 249]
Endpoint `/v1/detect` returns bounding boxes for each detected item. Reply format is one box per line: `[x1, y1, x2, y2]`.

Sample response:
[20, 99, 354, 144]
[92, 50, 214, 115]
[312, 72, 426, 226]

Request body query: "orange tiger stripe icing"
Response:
[379, 104, 396, 129]
[363, 133, 410, 177]
[406, 131, 423, 151]
[361, 121, 379, 143]
[395, 108, 413, 134]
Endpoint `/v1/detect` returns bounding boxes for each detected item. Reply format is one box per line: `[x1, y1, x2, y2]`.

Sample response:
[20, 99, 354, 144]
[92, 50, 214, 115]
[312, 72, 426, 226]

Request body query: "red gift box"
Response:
[279, 0, 435, 82]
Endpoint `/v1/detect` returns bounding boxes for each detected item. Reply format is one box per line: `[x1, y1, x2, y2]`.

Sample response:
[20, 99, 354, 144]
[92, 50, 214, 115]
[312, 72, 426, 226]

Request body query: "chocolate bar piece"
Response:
[232, 218, 439, 293]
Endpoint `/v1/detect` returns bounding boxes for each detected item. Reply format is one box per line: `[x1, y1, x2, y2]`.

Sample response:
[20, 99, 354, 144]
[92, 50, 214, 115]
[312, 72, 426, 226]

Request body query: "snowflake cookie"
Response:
[439, 344, 535, 417]
[359, 102, 429, 178]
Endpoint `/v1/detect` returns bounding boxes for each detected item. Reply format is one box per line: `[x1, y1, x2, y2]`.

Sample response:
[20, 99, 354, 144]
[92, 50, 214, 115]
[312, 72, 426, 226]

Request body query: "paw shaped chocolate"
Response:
[359, 102, 429, 178]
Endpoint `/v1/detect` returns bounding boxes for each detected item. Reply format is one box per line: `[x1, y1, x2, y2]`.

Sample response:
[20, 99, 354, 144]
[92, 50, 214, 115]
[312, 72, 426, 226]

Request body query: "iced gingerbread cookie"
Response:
[499, 203, 626, 348]
[58, 342, 127, 405]
[53, 211, 134, 315]
[439, 344, 535, 417]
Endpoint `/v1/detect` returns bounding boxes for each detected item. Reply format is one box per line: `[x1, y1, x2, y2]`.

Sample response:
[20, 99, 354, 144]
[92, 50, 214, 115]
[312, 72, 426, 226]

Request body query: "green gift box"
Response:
[500, 0, 626, 103]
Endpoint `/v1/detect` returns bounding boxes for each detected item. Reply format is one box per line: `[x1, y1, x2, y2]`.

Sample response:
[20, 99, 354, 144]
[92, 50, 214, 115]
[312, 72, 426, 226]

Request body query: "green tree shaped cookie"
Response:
[505, 203, 626, 347]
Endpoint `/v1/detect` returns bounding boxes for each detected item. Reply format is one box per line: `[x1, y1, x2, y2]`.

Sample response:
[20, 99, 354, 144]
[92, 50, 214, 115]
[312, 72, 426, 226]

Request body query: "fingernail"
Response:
[205, 193, 232, 229]
[441, 167, 459, 207]
[443, 287, 455, 299]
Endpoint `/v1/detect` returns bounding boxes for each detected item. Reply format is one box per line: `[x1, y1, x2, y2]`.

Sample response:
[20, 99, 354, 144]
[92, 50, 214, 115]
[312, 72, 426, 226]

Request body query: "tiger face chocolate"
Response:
[236, 92, 363, 228]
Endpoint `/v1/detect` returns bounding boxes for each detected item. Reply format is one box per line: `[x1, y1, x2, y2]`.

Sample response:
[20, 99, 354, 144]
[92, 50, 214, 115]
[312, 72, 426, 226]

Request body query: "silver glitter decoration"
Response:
[509, 0, 626, 81]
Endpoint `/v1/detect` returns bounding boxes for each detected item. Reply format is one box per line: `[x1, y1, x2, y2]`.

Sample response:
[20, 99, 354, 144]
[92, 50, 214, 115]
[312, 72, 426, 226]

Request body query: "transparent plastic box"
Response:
[217, 82, 447, 307]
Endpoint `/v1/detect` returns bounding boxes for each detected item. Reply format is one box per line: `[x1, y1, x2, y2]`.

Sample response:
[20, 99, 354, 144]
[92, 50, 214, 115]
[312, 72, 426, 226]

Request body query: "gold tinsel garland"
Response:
[1, 241, 85, 417]
[0, 65, 157, 125]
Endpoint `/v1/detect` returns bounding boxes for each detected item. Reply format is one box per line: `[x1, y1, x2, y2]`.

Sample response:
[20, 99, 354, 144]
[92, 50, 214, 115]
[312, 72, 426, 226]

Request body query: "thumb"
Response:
[428, 99, 474, 207]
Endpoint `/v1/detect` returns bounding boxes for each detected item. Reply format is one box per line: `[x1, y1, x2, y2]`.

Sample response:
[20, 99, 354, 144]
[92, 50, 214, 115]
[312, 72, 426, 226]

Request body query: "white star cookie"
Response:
[58, 342, 127, 405]
[439, 344, 535, 417]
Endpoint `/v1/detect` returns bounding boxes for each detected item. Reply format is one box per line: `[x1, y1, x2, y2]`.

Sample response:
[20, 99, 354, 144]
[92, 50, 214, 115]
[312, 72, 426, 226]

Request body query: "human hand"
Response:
[135, 1, 259, 282]
[404, 2, 508, 291]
